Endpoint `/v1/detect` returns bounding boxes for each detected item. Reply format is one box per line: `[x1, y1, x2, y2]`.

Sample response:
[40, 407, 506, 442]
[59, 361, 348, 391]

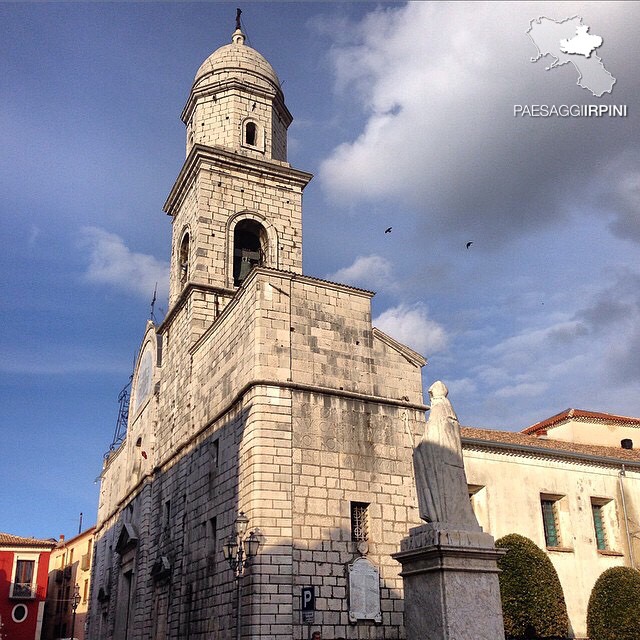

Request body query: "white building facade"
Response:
[462, 411, 640, 639]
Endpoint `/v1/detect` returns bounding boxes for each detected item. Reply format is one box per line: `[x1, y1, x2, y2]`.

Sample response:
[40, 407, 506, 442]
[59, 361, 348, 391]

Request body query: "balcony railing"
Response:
[10, 582, 35, 599]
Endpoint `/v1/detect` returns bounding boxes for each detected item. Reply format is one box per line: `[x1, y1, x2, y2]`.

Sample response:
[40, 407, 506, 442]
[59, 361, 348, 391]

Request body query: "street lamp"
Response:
[70, 583, 81, 640]
[223, 512, 260, 640]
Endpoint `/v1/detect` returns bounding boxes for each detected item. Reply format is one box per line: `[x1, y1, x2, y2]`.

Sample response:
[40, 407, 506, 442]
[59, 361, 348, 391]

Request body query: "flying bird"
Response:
[466, 241, 473, 249]
[385, 227, 392, 234]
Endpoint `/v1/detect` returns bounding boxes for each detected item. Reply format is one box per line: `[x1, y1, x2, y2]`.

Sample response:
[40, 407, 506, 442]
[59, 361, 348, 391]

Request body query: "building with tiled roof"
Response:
[0, 532, 56, 640]
[0, 533, 56, 548]
[522, 408, 640, 448]
[460, 416, 640, 639]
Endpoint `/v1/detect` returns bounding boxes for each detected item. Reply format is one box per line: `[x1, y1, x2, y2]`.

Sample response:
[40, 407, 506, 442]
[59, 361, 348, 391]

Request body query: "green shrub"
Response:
[587, 566, 640, 640]
[495, 533, 569, 639]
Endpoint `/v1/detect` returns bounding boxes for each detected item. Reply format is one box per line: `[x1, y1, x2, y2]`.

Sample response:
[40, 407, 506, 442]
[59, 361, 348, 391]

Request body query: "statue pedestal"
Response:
[392, 524, 505, 640]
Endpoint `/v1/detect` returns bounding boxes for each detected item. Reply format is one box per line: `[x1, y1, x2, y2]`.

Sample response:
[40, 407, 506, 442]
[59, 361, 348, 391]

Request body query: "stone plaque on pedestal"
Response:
[348, 557, 382, 623]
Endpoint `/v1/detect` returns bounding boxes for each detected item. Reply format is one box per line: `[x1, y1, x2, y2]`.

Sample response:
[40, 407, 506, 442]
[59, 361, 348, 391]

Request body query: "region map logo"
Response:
[527, 15, 615, 97]
[514, 15, 626, 118]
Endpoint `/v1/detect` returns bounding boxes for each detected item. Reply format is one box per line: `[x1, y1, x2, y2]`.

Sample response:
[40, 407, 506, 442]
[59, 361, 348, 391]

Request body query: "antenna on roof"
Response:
[150, 282, 158, 322]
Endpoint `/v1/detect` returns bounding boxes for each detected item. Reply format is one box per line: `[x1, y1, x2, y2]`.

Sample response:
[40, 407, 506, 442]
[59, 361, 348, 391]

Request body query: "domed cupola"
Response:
[194, 29, 281, 93]
[182, 27, 292, 162]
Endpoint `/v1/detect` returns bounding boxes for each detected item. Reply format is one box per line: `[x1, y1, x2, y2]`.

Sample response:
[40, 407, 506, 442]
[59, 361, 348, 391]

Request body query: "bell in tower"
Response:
[233, 219, 266, 286]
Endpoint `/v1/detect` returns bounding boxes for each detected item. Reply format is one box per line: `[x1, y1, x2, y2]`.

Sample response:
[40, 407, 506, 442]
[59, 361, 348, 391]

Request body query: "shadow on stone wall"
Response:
[87, 398, 412, 640]
[42, 559, 81, 640]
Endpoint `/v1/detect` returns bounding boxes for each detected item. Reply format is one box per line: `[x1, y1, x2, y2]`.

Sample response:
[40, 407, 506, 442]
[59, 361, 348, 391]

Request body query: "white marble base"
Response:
[393, 524, 505, 640]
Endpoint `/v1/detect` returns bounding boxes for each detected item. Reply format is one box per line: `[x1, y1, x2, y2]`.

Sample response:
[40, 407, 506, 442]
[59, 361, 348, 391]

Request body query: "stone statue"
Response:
[235, 8, 242, 31]
[413, 381, 480, 530]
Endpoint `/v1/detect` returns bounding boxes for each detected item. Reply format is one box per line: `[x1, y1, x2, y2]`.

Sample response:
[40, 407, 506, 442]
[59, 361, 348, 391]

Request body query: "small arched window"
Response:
[233, 219, 267, 286]
[245, 121, 257, 147]
[179, 233, 190, 285]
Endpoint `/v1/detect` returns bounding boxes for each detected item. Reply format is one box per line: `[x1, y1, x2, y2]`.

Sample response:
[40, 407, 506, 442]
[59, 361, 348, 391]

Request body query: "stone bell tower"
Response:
[90, 20, 429, 640]
[164, 25, 312, 337]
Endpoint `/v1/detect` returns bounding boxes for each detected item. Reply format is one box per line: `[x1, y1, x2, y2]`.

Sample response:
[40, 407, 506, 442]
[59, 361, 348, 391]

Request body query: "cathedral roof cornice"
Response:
[164, 144, 313, 217]
[372, 327, 427, 368]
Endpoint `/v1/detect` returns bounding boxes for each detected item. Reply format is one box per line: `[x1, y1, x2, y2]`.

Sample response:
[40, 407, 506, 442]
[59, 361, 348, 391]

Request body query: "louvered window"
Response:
[591, 502, 608, 550]
[541, 499, 560, 547]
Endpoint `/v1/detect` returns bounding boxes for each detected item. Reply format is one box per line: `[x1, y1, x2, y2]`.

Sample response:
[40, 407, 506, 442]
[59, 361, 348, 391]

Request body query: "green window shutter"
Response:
[591, 504, 607, 550]
[541, 499, 559, 547]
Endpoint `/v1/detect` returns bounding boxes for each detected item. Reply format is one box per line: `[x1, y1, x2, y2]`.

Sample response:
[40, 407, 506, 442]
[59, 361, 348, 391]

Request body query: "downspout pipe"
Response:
[619, 464, 636, 569]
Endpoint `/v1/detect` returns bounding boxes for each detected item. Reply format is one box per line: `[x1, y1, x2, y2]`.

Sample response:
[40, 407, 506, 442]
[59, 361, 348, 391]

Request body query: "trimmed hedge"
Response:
[587, 566, 640, 640]
[495, 533, 569, 639]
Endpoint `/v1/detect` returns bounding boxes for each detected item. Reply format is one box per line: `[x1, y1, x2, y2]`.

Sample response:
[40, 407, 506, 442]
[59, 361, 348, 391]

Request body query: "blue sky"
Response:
[1, 2, 639, 540]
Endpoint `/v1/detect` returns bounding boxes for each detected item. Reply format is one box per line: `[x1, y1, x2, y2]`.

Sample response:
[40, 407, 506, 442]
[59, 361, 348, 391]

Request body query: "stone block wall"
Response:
[91, 267, 428, 640]
[167, 153, 306, 307]
[291, 392, 423, 639]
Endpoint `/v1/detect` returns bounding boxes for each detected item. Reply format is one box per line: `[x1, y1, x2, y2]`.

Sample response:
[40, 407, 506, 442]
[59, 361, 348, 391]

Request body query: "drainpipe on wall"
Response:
[618, 464, 636, 569]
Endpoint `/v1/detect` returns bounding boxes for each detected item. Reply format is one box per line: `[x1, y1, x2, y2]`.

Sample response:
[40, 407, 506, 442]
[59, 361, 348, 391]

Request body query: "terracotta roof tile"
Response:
[461, 426, 640, 464]
[523, 408, 640, 435]
[0, 532, 57, 548]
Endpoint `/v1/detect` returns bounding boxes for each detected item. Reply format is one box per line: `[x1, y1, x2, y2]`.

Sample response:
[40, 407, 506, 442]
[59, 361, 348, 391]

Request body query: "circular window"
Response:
[12, 603, 28, 622]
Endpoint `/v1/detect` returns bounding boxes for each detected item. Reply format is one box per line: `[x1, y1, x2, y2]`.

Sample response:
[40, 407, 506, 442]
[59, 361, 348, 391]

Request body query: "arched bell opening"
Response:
[245, 121, 257, 147]
[233, 219, 267, 286]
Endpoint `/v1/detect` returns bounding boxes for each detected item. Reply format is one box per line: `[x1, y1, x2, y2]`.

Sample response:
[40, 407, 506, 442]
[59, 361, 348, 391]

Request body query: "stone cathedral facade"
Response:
[88, 28, 427, 640]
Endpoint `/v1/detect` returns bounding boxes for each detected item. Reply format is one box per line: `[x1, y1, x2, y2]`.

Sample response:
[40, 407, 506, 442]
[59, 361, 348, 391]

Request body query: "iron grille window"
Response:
[591, 503, 608, 550]
[541, 499, 560, 547]
[351, 502, 369, 542]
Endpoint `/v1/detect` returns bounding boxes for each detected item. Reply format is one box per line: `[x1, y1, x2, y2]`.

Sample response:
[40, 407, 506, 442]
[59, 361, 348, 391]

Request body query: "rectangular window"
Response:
[83, 579, 89, 603]
[351, 502, 369, 542]
[591, 500, 609, 550]
[207, 517, 217, 562]
[210, 439, 219, 470]
[541, 499, 560, 547]
[164, 500, 171, 531]
[12, 559, 35, 598]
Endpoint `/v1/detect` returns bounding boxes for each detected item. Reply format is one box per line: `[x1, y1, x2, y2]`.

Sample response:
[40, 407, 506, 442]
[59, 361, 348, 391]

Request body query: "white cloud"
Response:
[319, 2, 640, 244]
[28, 224, 40, 249]
[493, 381, 548, 400]
[327, 254, 395, 291]
[448, 266, 640, 426]
[373, 303, 448, 355]
[597, 154, 640, 243]
[80, 226, 169, 300]
[0, 344, 131, 375]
